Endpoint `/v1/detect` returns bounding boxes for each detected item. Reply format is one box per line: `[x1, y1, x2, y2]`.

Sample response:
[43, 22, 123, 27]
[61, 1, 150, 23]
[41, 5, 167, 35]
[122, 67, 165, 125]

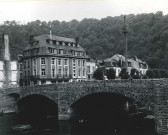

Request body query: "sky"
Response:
[0, 0, 168, 23]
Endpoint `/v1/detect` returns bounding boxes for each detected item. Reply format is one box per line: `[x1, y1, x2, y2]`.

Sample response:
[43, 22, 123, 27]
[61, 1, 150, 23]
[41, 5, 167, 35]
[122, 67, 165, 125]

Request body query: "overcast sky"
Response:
[0, 0, 168, 23]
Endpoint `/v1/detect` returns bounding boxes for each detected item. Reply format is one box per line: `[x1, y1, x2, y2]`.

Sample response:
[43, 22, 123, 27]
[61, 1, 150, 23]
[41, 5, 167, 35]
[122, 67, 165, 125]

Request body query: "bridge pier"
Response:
[154, 84, 168, 134]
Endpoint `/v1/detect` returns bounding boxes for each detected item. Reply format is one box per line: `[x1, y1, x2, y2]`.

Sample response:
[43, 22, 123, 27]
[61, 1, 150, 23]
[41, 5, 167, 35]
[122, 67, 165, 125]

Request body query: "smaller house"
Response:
[103, 54, 148, 77]
[86, 59, 97, 80]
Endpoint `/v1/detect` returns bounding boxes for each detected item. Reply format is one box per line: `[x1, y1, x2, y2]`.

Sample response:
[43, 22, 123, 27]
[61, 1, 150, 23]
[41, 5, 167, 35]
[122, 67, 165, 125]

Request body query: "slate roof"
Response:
[24, 34, 84, 52]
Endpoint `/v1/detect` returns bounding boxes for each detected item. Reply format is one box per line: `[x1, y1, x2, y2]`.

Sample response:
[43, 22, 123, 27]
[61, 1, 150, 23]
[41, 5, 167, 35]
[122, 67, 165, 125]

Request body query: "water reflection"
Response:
[0, 114, 157, 135]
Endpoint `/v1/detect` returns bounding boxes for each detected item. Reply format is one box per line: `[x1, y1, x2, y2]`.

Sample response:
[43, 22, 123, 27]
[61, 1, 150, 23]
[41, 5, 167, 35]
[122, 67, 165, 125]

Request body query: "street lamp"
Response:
[122, 16, 129, 72]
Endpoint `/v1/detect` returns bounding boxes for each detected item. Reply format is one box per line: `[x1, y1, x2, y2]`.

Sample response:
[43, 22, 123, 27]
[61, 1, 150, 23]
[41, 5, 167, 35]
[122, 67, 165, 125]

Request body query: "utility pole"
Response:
[122, 16, 129, 71]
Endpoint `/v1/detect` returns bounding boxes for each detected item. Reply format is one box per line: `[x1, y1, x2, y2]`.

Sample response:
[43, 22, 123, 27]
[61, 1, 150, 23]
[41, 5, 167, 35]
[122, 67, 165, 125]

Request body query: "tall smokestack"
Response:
[3, 34, 10, 61]
[3, 34, 11, 88]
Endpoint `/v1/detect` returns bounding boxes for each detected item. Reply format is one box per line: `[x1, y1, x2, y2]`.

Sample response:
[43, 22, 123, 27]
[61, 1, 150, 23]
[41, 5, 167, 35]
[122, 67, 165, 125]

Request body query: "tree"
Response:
[119, 68, 130, 79]
[130, 68, 137, 77]
[93, 68, 104, 80]
[106, 68, 116, 79]
[146, 70, 155, 78]
[133, 70, 141, 79]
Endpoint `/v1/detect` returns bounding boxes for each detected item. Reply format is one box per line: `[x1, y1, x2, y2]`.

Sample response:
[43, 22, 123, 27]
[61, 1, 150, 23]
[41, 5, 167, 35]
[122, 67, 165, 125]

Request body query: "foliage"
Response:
[146, 70, 155, 78]
[119, 68, 130, 79]
[93, 68, 104, 80]
[132, 71, 141, 79]
[0, 11, 168, 70]
[106, 68, 116, 79]
[130, 68, 137, 77]
[146, 69, 168, 78]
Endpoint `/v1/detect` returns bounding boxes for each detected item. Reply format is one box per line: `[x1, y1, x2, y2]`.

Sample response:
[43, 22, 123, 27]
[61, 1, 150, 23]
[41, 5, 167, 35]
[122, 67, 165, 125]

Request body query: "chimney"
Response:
[3, 34, 11, 88]
[75, 37, 79, 47]
[3, 34, 10, 61]
[30, 35, 34, 42]
[50, 29, 52, 40]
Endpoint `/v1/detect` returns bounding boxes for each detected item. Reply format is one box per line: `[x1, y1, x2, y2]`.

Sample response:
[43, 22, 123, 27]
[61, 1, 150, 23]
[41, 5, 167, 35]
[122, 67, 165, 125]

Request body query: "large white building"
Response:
[18, 32, 91, 86]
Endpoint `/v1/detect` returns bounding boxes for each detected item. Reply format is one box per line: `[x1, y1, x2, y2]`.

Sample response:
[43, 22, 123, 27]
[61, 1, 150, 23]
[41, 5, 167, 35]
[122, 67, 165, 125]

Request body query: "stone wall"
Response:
[2, 79, 168, 134]
[0, 88, 17, 113]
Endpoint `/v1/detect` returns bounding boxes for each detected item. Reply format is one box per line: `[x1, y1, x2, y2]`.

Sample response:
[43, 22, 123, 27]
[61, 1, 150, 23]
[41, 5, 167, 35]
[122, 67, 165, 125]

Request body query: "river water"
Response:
[0, 114, 157, 135]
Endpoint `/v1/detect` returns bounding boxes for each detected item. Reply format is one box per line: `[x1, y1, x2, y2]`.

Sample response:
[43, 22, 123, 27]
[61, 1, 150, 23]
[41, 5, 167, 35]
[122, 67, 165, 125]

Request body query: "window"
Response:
[72, 51, 75, 55]
[78, 60, 80, 66]
[28, 61, 30, 68]
[41, 69, 45, 77]
[64, 59, 68, 65]
[87, 66, 90, 73]
[33, 59, 36, 66]
[77, 52, 80, 56]
[58, 59, 61, 65]
[73, 70, 76, 77]
[83, 69, 85, 76]
[50, 48, 55, 53]
[78, 69, 81, 76]
[83, 60, 85, 66]
[58, 68, 61, 77]
[51, 58, 55, 64]
[52, 69, 55, 78]
[24, 61, 26, 68]
[41, 58, 45, 65]
[28, 70, 30, 77]
[63, 50, 67, 54]
[64, 68, 68, 77]
[24, 71, 26, 78]
[58, 50, 61, 54]
[34, 69, 36, 76]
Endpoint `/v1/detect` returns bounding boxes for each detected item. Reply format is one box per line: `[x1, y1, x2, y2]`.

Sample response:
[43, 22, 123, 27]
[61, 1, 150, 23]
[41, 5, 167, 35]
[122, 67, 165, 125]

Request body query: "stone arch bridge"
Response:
[5, 79, 168, 134]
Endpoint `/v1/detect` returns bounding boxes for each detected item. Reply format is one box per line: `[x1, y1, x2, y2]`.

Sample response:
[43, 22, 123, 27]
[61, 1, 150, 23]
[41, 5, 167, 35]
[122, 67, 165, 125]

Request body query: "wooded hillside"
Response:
[0, 11, 168, 69]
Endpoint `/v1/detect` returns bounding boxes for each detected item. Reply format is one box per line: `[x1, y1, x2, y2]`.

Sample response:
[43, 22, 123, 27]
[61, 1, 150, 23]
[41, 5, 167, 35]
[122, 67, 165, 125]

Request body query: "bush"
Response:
[146, 70, 155, 78]
[93, 68, 104, 80]
[106, 68, 116, 79]
[119, 68, 130, 79]
[146, 69, 168, 79]
[153, 69, 160, 78]
[130, 68, 137, 77]
[133, 71, 141, 79]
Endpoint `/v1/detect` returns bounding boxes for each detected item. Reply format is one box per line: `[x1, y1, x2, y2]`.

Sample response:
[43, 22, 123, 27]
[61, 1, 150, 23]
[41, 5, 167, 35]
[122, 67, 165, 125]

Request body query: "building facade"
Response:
[19, 33, 90, 86]
[104, 54, 148, 77]
[86, 59, 97, 80]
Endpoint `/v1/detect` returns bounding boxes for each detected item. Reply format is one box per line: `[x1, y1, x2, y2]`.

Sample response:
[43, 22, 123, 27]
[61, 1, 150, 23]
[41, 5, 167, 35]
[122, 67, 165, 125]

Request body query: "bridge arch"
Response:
[19, 91, 58, 104]
[66, 86, 155, 110]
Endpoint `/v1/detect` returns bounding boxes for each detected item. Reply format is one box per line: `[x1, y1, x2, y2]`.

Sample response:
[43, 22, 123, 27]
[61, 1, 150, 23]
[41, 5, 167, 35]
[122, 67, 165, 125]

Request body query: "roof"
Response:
[22, 34, 90, 59]
[35, 34, 76, 43]
[25, 34, 80, 51]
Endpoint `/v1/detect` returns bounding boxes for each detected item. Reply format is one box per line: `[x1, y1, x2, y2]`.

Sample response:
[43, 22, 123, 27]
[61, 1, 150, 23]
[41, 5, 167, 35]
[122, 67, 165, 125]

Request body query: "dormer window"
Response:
[59, 41, 62, 45]
[65, 42, 68, 46]
[58, 50, 61, 54]
[77, 52, 80, 56]
[63, 50, 67, 54]
[48, 48, 55, 53]
[53, 40, 56, 45]
[73, 51, 75, 55]
[128, 62, 131, 67]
